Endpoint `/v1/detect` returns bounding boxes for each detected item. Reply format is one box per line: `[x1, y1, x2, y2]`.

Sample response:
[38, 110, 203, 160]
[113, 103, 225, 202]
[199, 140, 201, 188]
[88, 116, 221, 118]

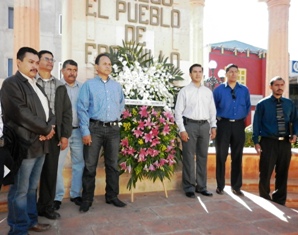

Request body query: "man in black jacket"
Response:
[1, 47, 55, 234]
[36, 50, 72, 220]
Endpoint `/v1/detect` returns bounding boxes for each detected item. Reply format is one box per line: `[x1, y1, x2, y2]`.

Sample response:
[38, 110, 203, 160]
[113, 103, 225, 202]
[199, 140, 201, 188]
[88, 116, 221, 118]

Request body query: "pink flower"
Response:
[139, 106, 149, 118]
[151, 108, 158, 117]
[120, 138, 129, 147]
[163, 111, 174, 122]
[147, 148, 159, 157]
[165, 145, 173, 152]
[133, 129, 143, 138]
[159, 158, 168, 166]
[151, 128, 159, 137]
[127, 164, 132, 173]
[144, 118, 154, 128]
[158, 116, 166, 125]
[153, 160, 160, 168]
[122, 109, 132, 119]
[148, 164, 155, 171]
[126, 146, 136, 156]
[162, 124, 170, 135]
[139, 148, 147, 158]
[119, 162, 127, 170]
[137, 120, 145, 130]
[150, 138, 160, 147]
[143, 132, 154, 143]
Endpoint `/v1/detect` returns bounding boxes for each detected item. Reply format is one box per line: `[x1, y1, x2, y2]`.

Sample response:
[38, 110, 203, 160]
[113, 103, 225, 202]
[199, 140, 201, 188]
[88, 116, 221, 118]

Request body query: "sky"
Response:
[204, 0, 298, 60]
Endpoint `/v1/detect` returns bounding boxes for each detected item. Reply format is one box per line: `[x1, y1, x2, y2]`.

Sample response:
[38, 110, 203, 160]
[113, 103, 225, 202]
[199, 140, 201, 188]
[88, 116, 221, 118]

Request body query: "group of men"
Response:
[0, 47, 297, 234]
[0, 47, 126, 235]
[175, 63, 297, 208]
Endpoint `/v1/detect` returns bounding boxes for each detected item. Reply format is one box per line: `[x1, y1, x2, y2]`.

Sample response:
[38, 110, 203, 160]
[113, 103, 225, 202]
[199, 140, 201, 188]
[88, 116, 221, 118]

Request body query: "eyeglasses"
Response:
[231, 89, 236, 99]
[42, 57, 56, 63]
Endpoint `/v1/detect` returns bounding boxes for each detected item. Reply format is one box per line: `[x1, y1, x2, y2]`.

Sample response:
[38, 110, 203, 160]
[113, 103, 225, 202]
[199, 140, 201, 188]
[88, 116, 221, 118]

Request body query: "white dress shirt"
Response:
[175, 82, 217, 132]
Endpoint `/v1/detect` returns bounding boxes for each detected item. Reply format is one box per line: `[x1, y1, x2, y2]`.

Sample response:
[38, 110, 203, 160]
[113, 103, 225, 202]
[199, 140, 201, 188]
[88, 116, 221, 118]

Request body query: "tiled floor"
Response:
[1, 186, 298, 235]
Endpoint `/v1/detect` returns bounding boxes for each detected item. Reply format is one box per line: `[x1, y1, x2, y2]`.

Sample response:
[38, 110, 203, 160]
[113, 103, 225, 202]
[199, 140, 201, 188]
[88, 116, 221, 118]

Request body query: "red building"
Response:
[207, 40, 267, 126]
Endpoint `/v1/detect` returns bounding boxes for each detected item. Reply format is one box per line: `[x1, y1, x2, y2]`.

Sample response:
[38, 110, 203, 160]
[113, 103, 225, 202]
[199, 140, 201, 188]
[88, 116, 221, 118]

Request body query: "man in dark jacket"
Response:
[36, 50, 72, 220]
[1, 47, 55, 234]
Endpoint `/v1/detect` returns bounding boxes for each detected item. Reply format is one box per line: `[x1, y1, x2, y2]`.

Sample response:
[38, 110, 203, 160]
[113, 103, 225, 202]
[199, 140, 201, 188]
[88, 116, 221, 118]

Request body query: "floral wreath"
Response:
[110, 42, 183, 189]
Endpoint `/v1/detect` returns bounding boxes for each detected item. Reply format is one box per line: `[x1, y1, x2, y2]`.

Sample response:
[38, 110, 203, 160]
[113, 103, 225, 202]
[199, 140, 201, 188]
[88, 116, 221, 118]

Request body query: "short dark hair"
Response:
[270, 76, 284, 85]
[189, 64, 204, 73]
[95, 53, 110, 65]
[225, 63, 238, 73]
[17, 47, 38, 61]
[62, 59, 78, 69]
[38, 50, 54, 59]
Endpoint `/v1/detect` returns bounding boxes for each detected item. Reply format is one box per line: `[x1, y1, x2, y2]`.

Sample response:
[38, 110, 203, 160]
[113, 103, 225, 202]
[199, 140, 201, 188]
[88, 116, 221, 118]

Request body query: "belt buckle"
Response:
[278, 137, 284, 140]
[229, 119, 236, 122]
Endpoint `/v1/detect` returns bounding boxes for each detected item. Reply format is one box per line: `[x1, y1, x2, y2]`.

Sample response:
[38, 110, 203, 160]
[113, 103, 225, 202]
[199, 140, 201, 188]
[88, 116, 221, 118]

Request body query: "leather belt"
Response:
[263, 136, 289, 141]
[219, 118, 244, 122]
[183, 117, 207, 124]
[72, 126, 79, 129]
[90, 119, 118, 127]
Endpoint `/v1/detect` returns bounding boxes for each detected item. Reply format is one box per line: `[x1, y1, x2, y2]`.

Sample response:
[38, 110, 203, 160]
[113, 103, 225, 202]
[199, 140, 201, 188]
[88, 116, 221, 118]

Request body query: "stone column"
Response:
[189, 0, 205, 64]
[13, 0, 40, 72]
[260, 0, 290, 97]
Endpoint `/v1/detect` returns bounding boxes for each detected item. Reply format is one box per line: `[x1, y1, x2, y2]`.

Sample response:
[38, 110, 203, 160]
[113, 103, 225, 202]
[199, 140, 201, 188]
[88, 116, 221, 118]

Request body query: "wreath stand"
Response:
[130, 179, 168, 202]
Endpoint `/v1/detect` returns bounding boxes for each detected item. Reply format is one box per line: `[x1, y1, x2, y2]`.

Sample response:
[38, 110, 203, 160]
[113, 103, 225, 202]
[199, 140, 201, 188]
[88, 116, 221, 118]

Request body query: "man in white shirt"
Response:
[175, 64, 217, 198]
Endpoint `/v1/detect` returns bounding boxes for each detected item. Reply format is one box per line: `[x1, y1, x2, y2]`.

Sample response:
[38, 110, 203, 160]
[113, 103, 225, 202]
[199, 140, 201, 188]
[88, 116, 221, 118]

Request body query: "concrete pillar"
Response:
[260, 0, 290, 97]
[189, 0, 205, 64]
[13, 0, 40, 72]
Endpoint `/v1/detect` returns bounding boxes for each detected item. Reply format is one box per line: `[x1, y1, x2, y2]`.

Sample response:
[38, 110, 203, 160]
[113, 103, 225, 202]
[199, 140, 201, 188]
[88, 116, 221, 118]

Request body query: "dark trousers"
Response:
[259, 137, 291, 205]
[82, 122, 120, 203]
[215, 119, 245, 191]
[37, 136, 60, 212]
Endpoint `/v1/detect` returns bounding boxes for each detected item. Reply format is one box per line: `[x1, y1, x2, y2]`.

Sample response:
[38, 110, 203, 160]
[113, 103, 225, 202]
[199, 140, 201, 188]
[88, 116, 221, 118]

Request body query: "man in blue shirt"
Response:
[77, 53, 126, 212]
[213, 64, 251, 196]
[252, 76, 297, 205]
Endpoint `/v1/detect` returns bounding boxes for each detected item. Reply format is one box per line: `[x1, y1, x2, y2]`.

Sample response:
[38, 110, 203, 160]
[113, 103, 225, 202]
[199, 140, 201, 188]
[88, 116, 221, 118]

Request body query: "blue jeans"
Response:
[7, 155, 45, 235]
[82, 122, 120, 203]
[55, 128, 84, 201]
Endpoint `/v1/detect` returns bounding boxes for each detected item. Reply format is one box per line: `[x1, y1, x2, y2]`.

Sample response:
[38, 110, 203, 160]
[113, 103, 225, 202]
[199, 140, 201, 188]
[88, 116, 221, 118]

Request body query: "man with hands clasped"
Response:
[253, 76, 298, 206]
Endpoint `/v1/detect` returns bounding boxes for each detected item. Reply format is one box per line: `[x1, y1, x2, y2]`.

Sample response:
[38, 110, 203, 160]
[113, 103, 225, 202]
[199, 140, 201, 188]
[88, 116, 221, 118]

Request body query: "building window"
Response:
[238, 68, 247, 85]
[8, 7, 14, 29]
[59, 14, 62, 35]
[58, 62, 62, 79]
[8, 59, 13, 76]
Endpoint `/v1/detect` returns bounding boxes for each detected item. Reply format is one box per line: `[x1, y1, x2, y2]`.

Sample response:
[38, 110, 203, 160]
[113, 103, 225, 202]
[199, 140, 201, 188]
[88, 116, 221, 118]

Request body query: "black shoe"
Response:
[38, 208, 61, 220]
[53, 200, 61, 210]
[79, 201, 92, 213]
[196, 190, 213, 196]
[185, 192, 195, 198]
[70, 197, 82, 206]
[232, 189, 244, 196]
[216, 188, 224, 195]
[106, 197, 127, 207]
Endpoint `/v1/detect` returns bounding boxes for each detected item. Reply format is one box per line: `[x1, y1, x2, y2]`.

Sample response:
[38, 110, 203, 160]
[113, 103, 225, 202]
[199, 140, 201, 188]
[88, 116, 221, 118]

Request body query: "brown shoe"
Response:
[29, 223, 51, 232]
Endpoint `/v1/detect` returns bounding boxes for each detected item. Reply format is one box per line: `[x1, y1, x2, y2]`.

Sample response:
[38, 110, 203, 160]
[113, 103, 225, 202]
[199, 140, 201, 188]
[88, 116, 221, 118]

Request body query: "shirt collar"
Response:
[36, 73, 55, 82]
[97, 75, 110, 83]
[61, 78, 79, 87]
[270, 95, 283, 102]
[20, 71, 36, 84]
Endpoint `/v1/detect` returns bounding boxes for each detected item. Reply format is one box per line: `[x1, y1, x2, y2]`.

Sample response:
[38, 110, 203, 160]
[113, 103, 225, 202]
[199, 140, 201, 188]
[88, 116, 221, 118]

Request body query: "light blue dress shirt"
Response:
[77, 76, 125, 137]
[61, 79, 81, 128]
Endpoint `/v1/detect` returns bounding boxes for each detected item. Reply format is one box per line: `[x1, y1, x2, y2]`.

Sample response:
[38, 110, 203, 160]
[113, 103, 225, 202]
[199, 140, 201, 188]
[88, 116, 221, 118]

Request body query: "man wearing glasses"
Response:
[36, 50, 72, 219]
[213, 64, 251, 196]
